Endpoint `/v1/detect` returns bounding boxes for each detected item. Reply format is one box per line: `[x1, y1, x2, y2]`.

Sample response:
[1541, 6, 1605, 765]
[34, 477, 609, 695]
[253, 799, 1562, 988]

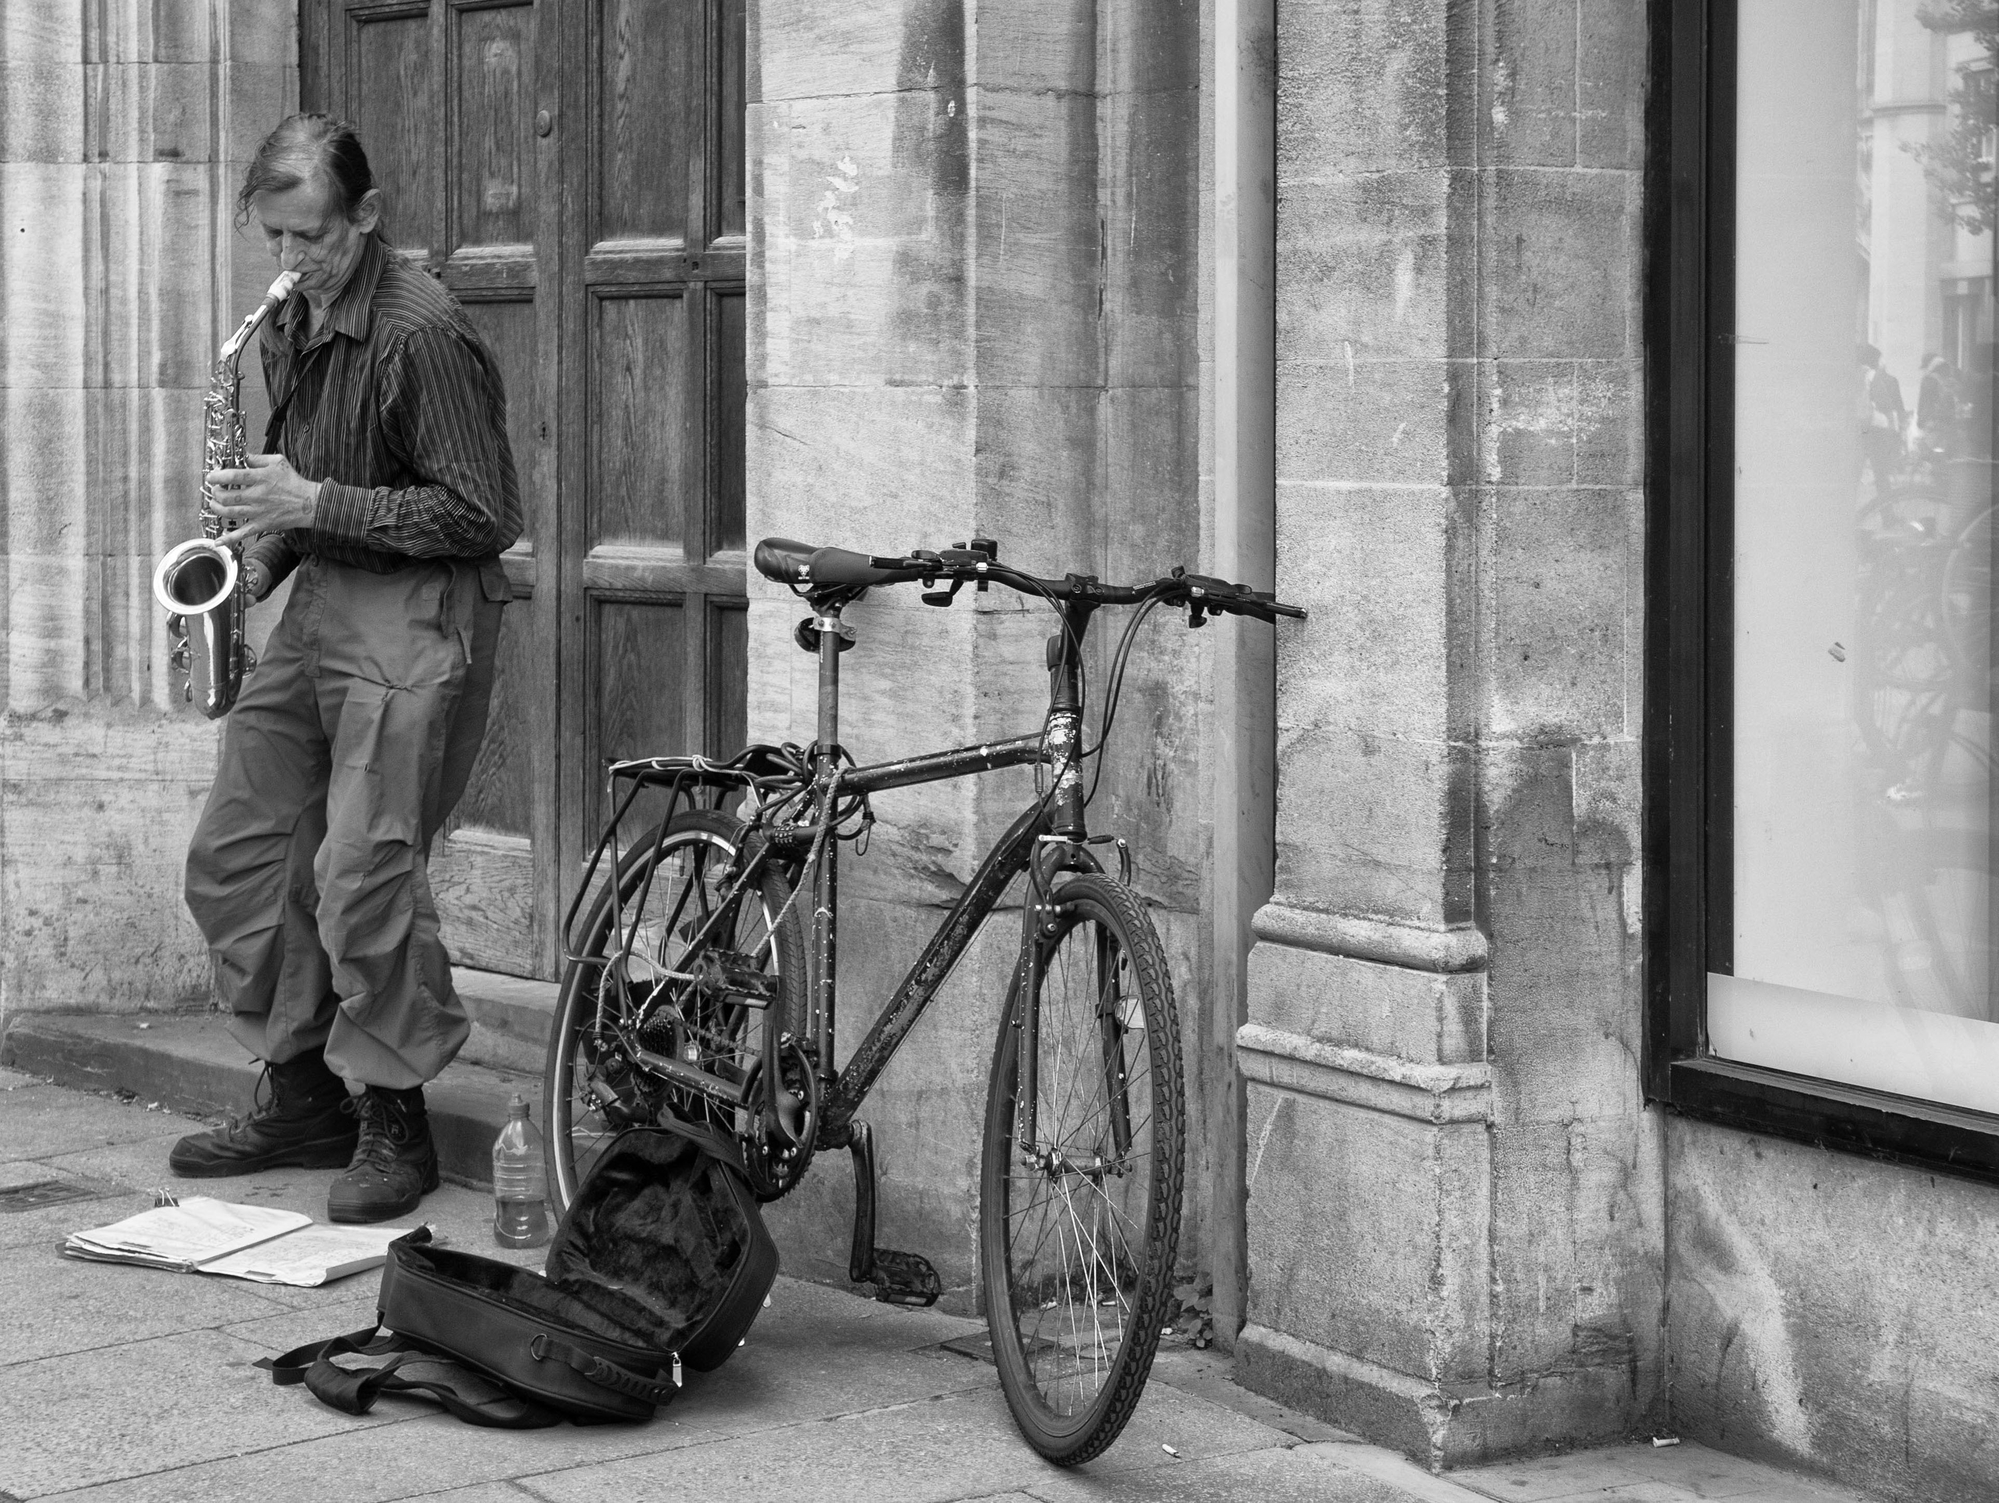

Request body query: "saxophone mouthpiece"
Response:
[266, 269, 302, 303]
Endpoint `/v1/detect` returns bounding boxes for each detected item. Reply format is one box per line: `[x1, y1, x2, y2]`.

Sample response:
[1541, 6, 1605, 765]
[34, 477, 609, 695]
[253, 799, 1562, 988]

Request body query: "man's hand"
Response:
[207, 452, 318, 538]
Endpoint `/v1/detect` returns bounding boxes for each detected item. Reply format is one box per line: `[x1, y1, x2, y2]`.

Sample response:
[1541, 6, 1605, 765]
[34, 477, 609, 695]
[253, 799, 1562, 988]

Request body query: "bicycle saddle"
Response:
[754, 538, 910, 591]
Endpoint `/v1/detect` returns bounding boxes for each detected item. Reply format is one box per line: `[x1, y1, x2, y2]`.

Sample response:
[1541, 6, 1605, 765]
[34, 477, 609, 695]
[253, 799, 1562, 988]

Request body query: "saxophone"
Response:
[153, 269, 300, 717]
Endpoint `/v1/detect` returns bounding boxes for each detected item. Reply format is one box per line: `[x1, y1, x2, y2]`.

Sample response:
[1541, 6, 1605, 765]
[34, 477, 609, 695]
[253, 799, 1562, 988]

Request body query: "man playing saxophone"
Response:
[168, 114, 521, 1223]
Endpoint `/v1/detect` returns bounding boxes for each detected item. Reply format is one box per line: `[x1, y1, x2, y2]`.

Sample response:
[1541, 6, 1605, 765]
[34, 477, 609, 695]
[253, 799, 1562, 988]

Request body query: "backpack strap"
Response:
[257, 1322, 563, 1429]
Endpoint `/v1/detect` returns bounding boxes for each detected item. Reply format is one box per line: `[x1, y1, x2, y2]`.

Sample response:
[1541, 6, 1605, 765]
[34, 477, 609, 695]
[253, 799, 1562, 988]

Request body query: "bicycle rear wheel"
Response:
[978, 872, 1184, 1465]
[545, 807, 806, 1210]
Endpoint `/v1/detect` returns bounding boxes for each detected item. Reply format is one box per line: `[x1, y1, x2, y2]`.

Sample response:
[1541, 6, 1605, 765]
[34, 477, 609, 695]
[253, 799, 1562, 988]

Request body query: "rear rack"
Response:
[562, 743, 812, 963]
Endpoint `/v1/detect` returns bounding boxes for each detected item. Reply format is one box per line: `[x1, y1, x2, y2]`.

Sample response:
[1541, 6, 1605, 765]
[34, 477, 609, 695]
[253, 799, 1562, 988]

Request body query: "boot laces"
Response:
[344, 1091, 418, 1173]
[224, 1064, 282, 1134]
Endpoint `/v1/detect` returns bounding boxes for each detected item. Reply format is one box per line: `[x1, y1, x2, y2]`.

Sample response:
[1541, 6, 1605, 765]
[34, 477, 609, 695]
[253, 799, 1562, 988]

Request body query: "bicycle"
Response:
[541, 535, 1304, 1463]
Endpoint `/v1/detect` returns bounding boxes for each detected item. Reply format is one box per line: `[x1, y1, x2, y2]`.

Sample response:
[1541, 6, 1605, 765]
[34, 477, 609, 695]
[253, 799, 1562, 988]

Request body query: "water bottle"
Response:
[491, 1093, 551, 1248]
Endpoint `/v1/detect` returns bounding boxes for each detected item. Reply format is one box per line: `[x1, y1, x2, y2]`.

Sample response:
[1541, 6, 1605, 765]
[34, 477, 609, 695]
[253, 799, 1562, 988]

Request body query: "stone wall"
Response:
[1236, 0, 1662, 1464]
[745, 0, 1210, 1309]
[0, 2, 294, 1023]
[1666, 1120, 1999, 1503]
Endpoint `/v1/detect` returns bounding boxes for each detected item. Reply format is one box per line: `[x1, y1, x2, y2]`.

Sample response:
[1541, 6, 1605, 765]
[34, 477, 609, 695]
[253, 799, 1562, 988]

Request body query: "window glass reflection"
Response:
[1719, 0, 1999, 1111]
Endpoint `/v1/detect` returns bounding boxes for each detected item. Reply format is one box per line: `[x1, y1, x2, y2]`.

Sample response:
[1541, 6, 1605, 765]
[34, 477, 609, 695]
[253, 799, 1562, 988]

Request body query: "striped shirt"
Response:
[245, 232, 522, 591]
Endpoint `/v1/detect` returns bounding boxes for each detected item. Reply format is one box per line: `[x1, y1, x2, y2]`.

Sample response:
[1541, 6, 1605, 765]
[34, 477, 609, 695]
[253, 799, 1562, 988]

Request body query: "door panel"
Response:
[454, 5, 533, 250]
[597, 0, 700, 244]
[591, 292, 692, 549]
[349, 12, 437, 254]
[307, 0, 746, 982]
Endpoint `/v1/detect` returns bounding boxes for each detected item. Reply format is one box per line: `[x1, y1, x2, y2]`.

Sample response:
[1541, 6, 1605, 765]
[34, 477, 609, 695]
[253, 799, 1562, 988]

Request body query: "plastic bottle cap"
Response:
[508, 1093, 531, 1118]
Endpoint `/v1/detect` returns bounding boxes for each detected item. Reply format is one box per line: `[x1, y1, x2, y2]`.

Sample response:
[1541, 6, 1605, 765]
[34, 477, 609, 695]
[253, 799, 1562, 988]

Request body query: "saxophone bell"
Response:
[152, 536, 239, 619]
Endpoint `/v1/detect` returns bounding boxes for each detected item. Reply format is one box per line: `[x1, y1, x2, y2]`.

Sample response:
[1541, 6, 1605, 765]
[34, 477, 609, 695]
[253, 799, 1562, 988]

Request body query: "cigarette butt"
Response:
[1162, 1444, 1180, 1458]
[1652, 1435, 1681, 1448]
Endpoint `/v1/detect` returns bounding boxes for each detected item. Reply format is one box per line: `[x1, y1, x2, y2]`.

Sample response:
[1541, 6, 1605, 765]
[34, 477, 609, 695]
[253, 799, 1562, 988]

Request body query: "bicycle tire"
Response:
[545, 807, 806, 1210]
[977, 872, 1185, 1465]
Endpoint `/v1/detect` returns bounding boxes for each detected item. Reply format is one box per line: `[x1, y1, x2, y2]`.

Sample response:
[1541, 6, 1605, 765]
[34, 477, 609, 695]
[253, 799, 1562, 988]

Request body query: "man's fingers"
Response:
[242, 452, 285, 469]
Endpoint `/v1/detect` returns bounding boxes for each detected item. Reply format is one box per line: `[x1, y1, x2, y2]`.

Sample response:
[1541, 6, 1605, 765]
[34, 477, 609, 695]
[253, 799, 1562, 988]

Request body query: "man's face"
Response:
[252, 174, 378, 301]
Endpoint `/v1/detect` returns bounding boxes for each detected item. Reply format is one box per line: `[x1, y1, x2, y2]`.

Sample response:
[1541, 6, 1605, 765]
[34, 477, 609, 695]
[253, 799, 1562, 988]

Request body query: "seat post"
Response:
[814, 602, 843, 754]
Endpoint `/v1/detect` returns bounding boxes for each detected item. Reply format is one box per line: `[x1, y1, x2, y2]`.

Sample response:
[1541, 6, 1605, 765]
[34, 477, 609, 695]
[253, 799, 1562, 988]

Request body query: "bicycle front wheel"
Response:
[978, 873, 1184, 1465]
[545, 807, 805, 1210]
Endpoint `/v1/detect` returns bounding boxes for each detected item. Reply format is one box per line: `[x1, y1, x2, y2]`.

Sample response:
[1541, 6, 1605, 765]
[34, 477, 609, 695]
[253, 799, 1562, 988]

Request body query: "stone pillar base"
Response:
[1237, 1322, 1648, 1470]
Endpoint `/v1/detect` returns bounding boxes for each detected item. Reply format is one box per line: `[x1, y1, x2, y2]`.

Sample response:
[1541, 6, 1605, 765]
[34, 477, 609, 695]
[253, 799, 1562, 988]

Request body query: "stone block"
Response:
[1482, 0, 1579, 168]
[973, 0, 1095, 95]
[1244, 1081, 1490, 1383]
[1572, 359, 1642, 488]
[1276, 169, 1468, 362]
[85, 61, 219, 163]
[225, 0, 296, 67]
[1666, 1117, 1999, 1503]
[968, 87, 1102, 389]
[5, 62, 85, 164]
[1571, 736, 1639, 869]
[1487, 1115, 1664, 1396]
[1278, 0, 1457, 177]
[1097, 382, 1201, 565]
[1271, 481, 1460, 737]
[4, 3, 83, 63]
[1, 163, 88, 391]
[1480, 166, 1639, 360]
[150, 0, 216, 64]
[1577, 0, 1647, 170]
[1273, 727, 1470, 931]
[758, 93, 970, 389]
[1487, 485, 1636, 741]
[1278, 359, 1459, 487]
[7, 556, 89, 710]
[224, 60, 297, 162]
[1480, 359, 1581, 487]
[5, 386, 89, 551]
[748, 385, 974, 551]
[151, 161, 219, 388]
[0, 711, 215, 1009]
[757, 0, 948, 104]
[1100, 91, 1199, 392]
[966, 385, 1097, 568]
[1483, 857, 1642, 1127]
[1247, 940, 1488, 1065]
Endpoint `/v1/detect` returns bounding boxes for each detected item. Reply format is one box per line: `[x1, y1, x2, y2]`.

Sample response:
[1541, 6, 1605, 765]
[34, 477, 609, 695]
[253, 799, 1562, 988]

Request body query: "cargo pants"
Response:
[184, 555, 507, 1088]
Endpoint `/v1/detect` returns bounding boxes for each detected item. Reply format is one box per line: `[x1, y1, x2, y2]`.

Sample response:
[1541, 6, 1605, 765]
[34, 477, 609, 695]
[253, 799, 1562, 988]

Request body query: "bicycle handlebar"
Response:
[751, 537, 1307, 624]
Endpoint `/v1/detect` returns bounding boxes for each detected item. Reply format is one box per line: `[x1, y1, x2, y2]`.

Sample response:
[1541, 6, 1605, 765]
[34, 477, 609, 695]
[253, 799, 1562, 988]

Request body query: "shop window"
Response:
[1650, 0, 1999, 1176]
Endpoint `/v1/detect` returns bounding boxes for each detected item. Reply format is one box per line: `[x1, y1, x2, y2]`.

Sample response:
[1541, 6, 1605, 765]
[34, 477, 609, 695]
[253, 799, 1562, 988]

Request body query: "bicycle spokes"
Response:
[1003, 916, 1154, 1417]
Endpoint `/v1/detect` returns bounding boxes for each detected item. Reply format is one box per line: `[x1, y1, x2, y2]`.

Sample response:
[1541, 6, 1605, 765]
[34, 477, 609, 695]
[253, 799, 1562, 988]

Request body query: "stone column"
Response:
[0, 2, 293, 1019]
[1236, 0, 1661, 1464]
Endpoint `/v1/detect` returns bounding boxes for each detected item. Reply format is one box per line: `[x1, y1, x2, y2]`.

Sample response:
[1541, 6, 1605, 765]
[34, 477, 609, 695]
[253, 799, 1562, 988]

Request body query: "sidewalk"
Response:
[0, 1065, 1879, 1503]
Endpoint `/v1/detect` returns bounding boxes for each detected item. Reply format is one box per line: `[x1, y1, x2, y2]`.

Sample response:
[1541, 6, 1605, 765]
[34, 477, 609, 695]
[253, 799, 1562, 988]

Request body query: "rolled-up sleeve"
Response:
[311, 327, 520, 559]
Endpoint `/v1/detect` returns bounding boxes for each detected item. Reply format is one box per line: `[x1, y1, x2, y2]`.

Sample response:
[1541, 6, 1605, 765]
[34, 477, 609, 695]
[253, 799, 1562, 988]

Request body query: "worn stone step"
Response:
[0, 1010, 543, 1189]
[457, 966, 560, 1076]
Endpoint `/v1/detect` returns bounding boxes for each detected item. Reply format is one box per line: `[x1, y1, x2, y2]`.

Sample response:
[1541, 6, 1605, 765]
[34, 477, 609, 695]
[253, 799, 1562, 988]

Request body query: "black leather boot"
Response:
[326, 1084, 440, 1224]
[168, 1051, 358, 1177]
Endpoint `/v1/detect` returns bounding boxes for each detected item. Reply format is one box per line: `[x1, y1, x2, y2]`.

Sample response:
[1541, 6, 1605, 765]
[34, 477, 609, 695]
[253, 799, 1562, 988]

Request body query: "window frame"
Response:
[1644, 0, 1999, 1185]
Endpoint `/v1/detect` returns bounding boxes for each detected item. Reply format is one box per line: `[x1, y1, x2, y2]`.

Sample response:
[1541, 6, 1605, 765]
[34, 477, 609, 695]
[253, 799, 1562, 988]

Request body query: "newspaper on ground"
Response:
[64, 1196, 423, 1286]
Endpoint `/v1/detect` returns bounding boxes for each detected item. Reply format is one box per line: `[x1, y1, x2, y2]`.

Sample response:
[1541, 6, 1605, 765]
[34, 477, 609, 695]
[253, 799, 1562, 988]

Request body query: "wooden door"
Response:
[301, 0, 747, 979]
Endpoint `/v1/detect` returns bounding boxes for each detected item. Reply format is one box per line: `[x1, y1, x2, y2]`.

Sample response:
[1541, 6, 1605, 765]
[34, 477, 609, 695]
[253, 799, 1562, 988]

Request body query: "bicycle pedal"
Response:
[867, 1248, 941, 1307]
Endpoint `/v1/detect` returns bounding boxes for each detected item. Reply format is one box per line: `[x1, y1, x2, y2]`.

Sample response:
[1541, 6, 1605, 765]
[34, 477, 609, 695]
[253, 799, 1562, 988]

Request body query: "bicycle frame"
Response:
[573, 587, 1112, 1168]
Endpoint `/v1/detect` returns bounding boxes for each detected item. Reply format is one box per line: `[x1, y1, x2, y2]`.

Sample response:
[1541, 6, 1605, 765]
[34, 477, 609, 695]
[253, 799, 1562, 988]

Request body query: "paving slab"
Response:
[41, 1407, 722, 1503]
[0, 1326, 395, 1498]
[0, 1242, 297, 1365]
[1448, 1441, 1880, 1503]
